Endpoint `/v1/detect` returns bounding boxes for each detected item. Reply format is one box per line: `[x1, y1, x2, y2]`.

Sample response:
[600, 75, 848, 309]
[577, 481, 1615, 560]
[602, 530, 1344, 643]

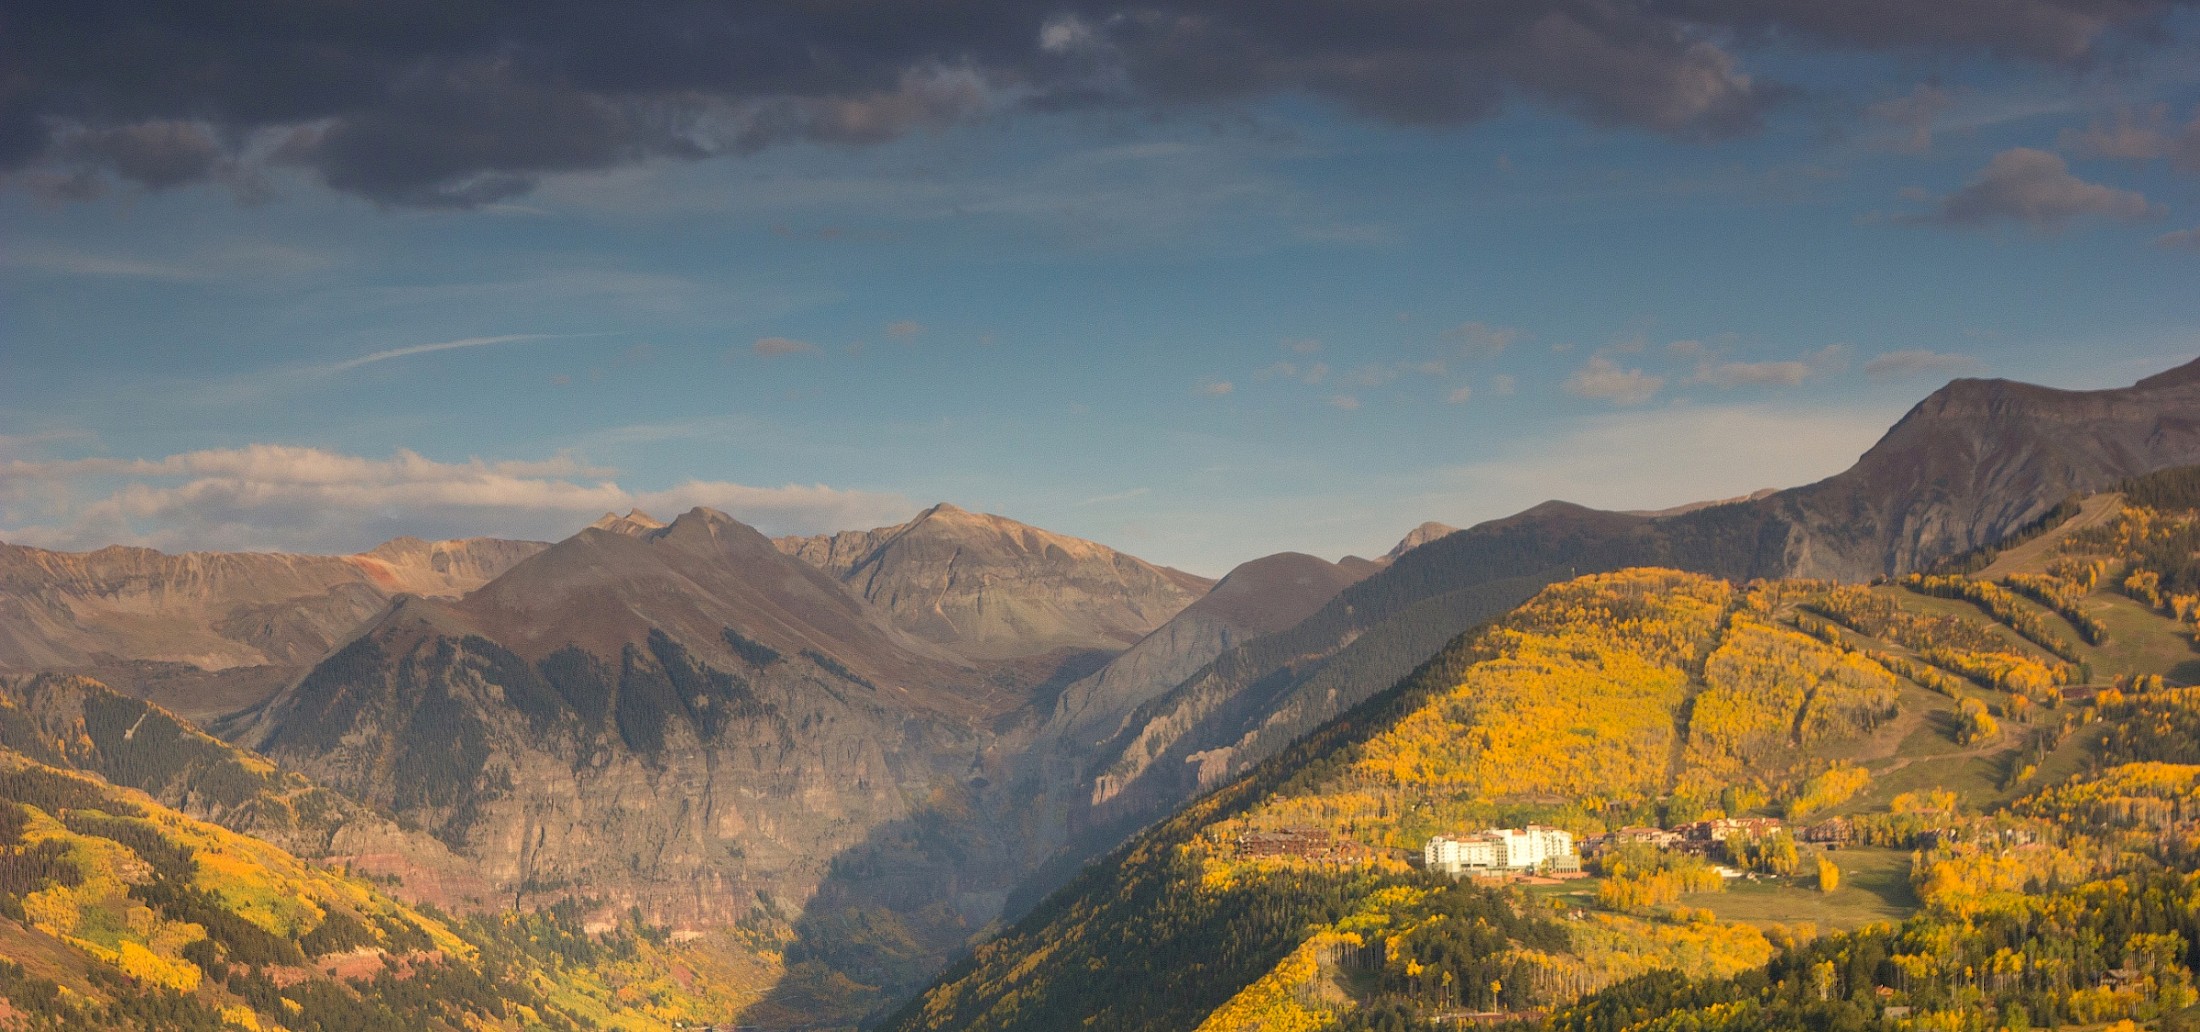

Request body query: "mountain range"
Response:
[1062, 356, 2200, 869]
[1, 356, 2198, 1028]
[0, 535, 544, 720]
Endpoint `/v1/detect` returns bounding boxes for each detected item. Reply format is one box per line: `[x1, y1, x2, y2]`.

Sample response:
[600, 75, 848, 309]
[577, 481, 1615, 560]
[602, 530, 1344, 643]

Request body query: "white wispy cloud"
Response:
[1864, 349, 1984, 380]
[1687, 344, 1852, 389]
[1563, 356, 1664, 404]
[1077, 487, 1152, 506]
[2, 248, 211, 281]
[325, 334, 585, 373]
[1430, 403, 1900, 517]
[0, 444, 912, 553]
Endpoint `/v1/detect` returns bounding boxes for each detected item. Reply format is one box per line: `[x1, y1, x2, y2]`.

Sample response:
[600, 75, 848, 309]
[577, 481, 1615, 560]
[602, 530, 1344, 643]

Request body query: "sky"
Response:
[3, 2, 2199, 576]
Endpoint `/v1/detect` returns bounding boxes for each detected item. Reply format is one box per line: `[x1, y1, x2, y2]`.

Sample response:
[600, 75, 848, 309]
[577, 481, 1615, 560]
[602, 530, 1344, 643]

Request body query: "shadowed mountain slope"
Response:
[454, 507, 974, 703]
[1045, 550, 1382, 752]
[1770, 357, 2200, 579]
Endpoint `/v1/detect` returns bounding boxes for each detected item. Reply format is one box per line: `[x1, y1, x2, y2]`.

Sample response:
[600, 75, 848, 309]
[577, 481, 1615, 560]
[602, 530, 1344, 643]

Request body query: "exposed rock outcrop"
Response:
[1384, 522, 1458, 561]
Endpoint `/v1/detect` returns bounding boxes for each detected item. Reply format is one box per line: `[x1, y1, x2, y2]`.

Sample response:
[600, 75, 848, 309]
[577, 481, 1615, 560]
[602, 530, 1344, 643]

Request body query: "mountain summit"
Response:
[776, 503, 1212, 662]
[1769, 357, 2200, 578]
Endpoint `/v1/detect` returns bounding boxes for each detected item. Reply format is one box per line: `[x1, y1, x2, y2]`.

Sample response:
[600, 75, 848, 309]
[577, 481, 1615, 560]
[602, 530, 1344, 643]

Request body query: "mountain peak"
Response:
[668, 506, 732, 527]
[776, 505, 1213, 661]
[1384, 521, 1459, 561]
[588, 509, 666, 536]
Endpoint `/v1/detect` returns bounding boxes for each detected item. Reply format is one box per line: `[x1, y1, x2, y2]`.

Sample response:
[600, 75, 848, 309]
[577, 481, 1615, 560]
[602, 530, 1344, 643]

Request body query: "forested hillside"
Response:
[0, 749, 778, 1031]
[0, 672, 493, 906]
[887, 467, 2200, 1032]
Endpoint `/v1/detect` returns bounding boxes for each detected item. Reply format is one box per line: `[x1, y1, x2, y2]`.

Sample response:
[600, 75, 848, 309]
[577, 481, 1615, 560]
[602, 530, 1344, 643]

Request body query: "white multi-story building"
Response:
[1424, 825, 1579, 875]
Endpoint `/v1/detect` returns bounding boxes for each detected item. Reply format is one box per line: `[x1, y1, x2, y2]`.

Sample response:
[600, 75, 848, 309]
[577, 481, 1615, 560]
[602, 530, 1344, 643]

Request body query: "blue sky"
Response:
[4, 8, 2199, 575]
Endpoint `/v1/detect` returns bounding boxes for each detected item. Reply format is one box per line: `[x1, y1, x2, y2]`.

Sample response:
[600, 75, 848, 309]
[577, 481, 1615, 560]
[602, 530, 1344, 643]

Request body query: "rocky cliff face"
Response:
[775, 504, 1212, 663]
[235, 610, 1002, 934]
[1384, 522, 1458, 561]
[0, 535, 545, 677]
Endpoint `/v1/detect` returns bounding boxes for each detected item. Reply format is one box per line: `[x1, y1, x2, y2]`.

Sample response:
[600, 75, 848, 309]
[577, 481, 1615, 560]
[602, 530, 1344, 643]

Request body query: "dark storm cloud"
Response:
[62, 121, 223, 188]
[2, 0, 2189, 207]
[1656, 0, 2169, 63]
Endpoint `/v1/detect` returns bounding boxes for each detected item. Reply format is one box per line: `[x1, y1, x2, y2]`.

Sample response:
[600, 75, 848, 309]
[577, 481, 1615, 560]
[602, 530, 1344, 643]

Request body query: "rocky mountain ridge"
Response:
[775, 503, 1214, 664]
[202, 502, 1233, 1017]
[0, 534, 544, 675]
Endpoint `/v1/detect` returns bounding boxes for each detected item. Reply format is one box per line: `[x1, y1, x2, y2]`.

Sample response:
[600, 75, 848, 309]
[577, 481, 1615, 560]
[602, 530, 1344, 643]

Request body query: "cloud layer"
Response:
[1564, 356, 1666, 404]
[1435, 400, 1900, 518]
[0, 444, 912, 553]
[8, 0, 2189, 206]
[1906, 147, 2161, 229]
[1863, 349, 1986, 380]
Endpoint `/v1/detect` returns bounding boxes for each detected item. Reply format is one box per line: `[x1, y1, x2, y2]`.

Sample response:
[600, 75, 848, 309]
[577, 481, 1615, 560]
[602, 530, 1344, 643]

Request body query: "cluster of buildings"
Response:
[1232, 827, 1373, 864]
[1422, 825, 1581, 877]
[1586, 816, 1787, 856]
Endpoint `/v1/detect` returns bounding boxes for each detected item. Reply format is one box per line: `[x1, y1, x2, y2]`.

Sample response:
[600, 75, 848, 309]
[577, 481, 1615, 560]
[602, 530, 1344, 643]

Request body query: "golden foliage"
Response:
[1957, 697, 2001, 745]
[1681, 612, 1897, 794]
[1192, 929, 1359, 1032]
[1789, 765, 1871, 820]
[1352, 570, 1727, 807]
